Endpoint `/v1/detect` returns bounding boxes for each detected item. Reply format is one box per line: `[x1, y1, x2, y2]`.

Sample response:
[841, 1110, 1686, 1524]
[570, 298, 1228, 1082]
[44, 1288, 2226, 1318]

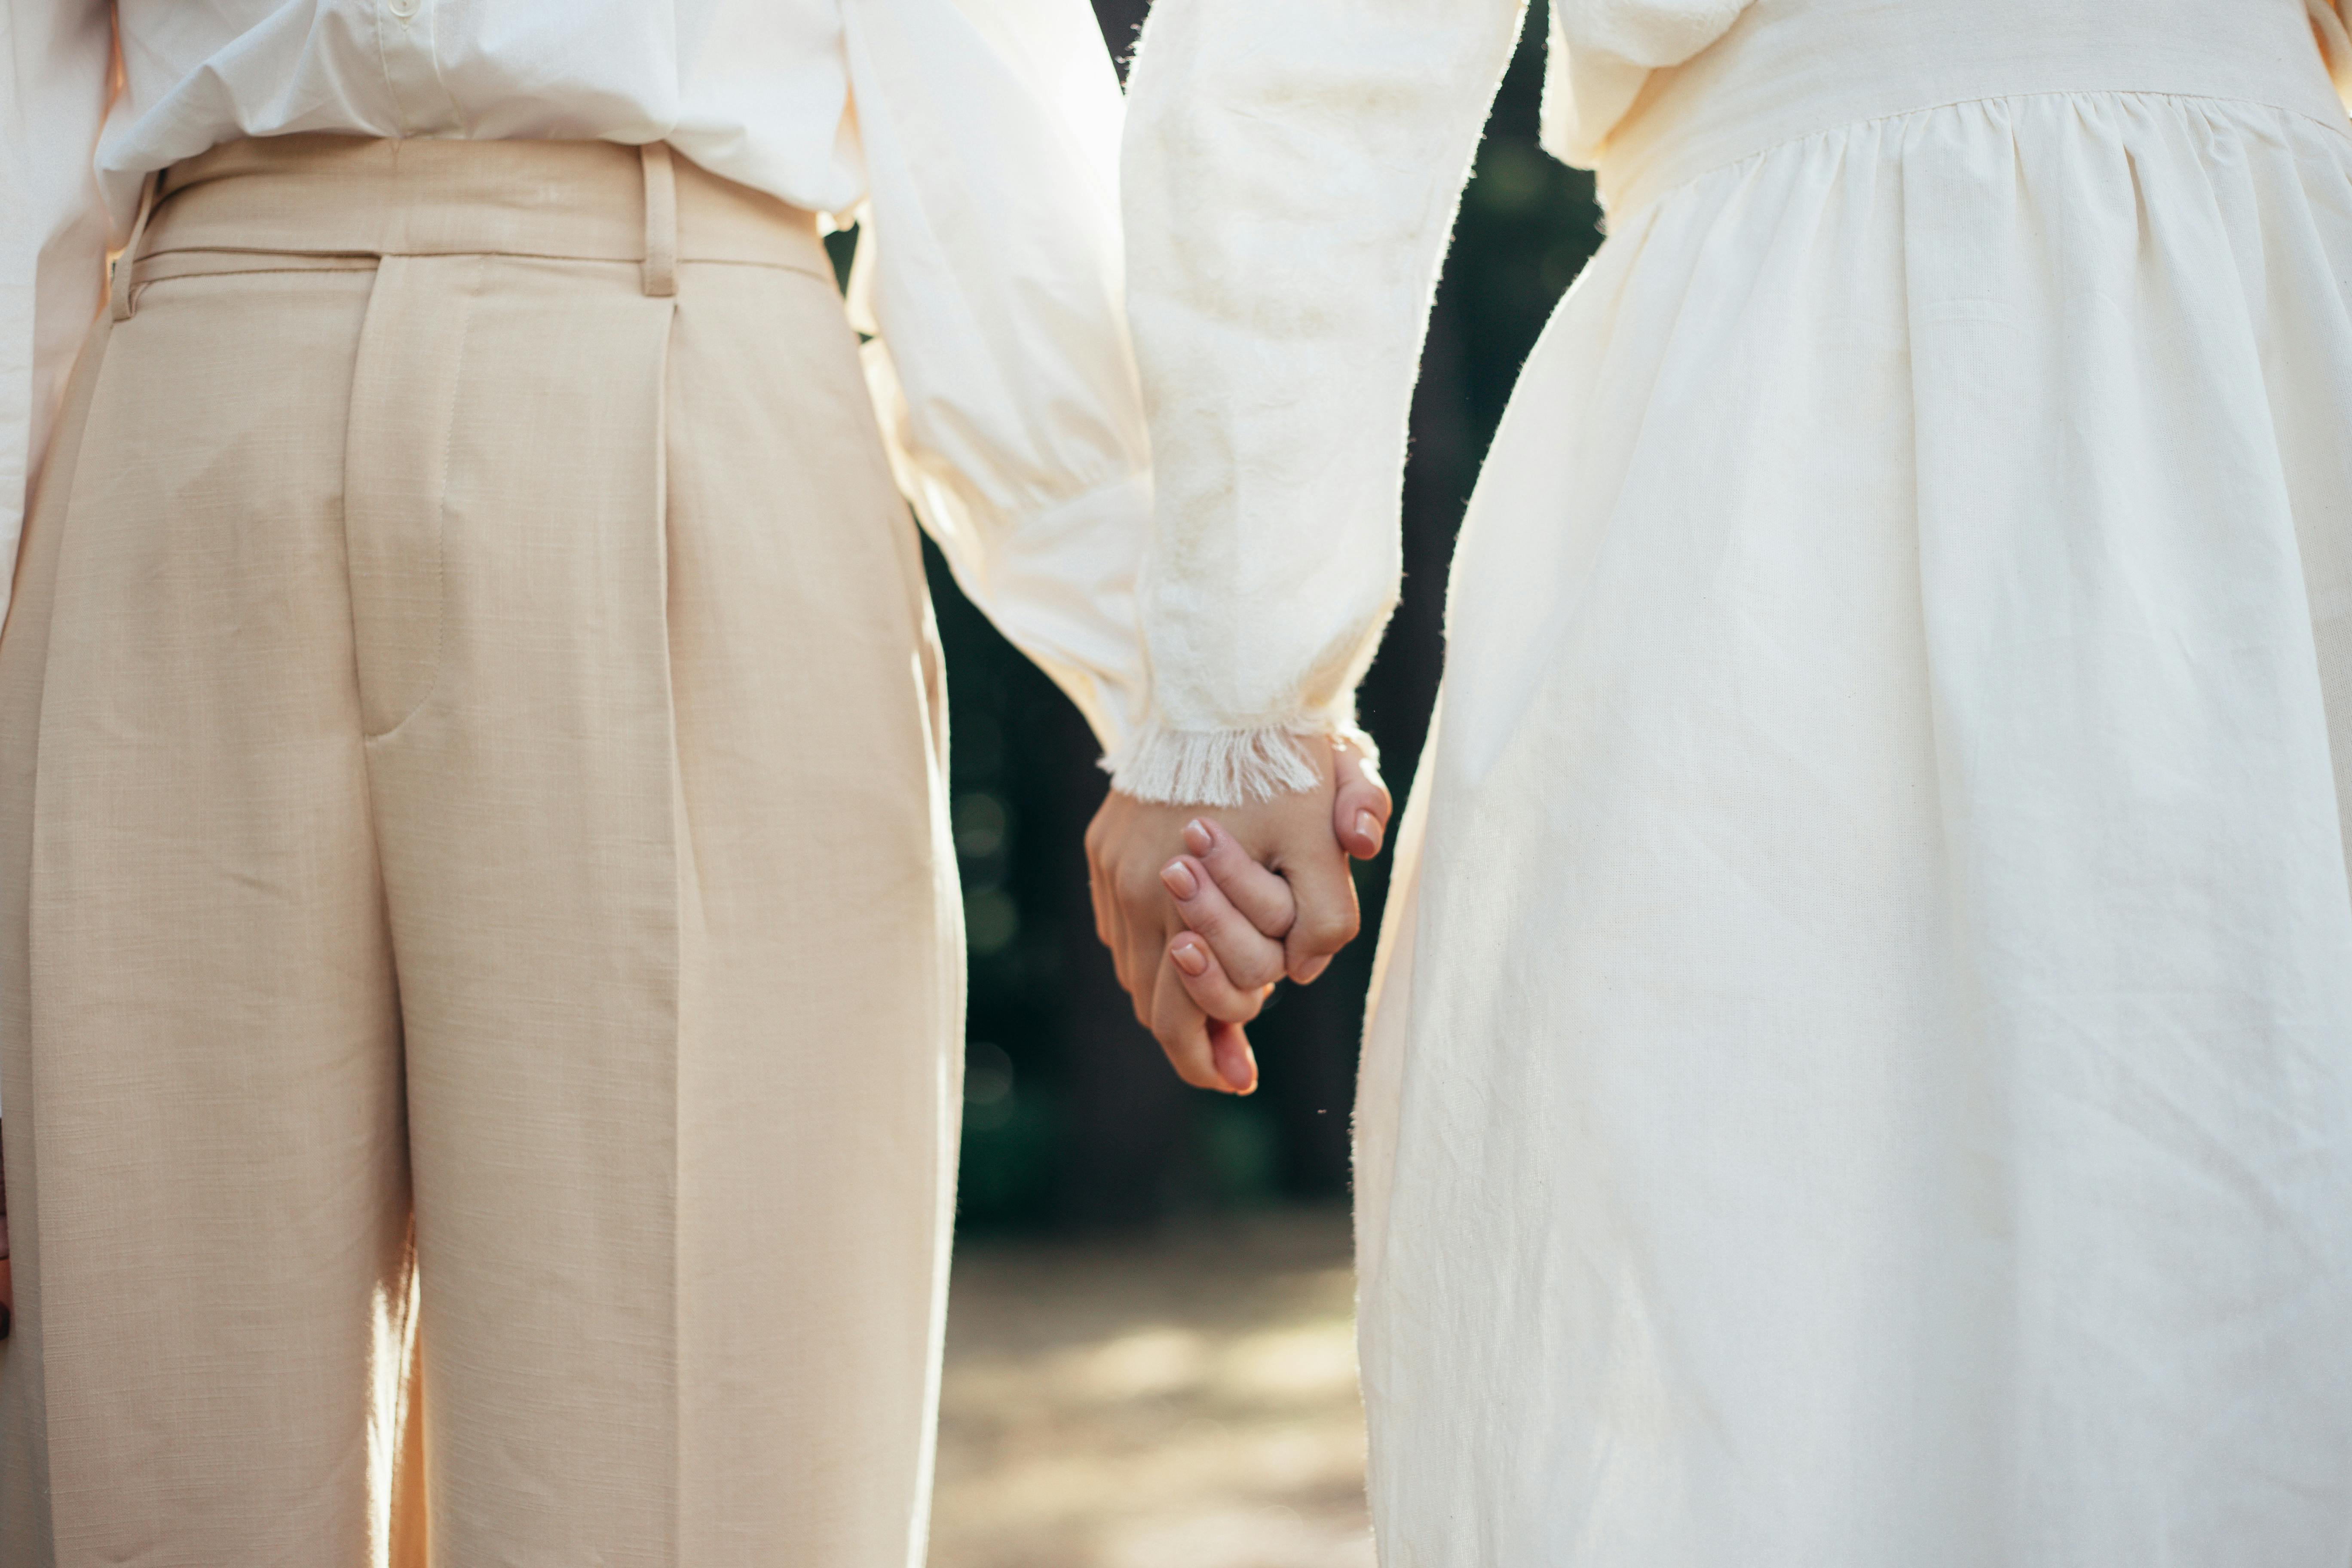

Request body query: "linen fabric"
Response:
[1111, 0, 1525, 801]
[1127, 0, 2352, 1561]
[0, 0, 1151, 754]
[0, 137, 962, 1567]
[1112, 0, 2352, 800]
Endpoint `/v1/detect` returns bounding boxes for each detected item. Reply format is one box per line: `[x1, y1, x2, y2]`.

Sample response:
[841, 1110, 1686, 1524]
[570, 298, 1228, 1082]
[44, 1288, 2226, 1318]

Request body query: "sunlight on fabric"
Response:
[366, 1268, 419, 1561]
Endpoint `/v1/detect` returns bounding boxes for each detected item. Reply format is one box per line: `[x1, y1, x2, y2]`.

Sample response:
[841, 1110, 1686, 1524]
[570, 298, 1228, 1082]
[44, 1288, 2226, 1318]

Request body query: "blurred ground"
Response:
[930, 1206, 1372, 1568]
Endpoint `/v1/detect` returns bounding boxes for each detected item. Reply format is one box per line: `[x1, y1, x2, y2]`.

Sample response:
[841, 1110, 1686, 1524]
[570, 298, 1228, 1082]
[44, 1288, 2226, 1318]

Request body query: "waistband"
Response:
[116, 134, 829, 319]
[1595, 0, 2351, 216]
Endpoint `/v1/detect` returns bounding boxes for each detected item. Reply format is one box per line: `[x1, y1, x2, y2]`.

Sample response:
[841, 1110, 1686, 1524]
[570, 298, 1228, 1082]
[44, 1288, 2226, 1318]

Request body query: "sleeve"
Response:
[1, 0, 117, 637]
[838, 0, 1154, 758]
[1539, 0, 1751, 165]
[2313, 0, 2352, 106]
[1109, 0, 1527, 805]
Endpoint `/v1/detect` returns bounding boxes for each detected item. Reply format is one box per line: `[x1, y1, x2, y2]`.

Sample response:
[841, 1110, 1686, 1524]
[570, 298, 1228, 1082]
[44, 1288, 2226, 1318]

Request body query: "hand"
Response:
[1084, 735, 1393, 1094]
[1161, 732, 1391, 992]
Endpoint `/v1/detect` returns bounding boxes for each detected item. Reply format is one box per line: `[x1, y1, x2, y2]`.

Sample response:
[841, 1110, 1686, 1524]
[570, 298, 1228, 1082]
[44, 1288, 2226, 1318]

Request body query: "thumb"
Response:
[1331, 737, 1393, 859]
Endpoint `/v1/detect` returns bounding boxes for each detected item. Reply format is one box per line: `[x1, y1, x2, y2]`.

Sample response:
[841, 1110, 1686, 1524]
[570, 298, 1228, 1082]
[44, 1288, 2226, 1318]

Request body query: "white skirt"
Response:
[1355, 2, 2352, 1562]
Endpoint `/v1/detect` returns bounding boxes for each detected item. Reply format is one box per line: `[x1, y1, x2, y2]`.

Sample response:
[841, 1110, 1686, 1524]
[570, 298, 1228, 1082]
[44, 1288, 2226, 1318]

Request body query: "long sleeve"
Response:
[1, 0, 116, 637]
[2313, 0, 2352, 104]
[1539, 0, 1751, 164]
[1110, 0, 1526, 804]
[839, 0, 1153, 756]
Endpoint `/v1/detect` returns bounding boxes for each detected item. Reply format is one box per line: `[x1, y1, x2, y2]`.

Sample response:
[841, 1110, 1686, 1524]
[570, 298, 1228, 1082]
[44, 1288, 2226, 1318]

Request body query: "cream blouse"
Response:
[0, 0, 1153, 755]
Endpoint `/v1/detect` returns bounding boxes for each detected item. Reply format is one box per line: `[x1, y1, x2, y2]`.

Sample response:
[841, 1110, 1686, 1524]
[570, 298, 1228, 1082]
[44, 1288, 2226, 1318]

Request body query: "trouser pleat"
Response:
[352, 251, 688, 1559]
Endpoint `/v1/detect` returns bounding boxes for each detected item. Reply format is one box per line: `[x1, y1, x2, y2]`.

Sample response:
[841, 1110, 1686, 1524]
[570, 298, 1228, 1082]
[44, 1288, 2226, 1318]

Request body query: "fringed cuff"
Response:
[1106, 720, 1378, 807]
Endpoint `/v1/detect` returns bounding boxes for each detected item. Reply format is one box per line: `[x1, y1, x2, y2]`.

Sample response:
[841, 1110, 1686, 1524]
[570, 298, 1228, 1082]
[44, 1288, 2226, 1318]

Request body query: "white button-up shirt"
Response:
[1, 0, 1154, 750]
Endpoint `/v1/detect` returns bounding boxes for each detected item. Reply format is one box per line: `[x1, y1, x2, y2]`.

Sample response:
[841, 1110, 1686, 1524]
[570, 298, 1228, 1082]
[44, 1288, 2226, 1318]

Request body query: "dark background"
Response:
[927, 0, 1605, 1230]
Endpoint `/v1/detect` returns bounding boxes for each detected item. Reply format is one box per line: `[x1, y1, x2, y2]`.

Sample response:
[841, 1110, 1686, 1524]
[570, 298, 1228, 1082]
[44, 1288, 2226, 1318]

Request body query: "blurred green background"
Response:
[909, 0, 1604, 1231]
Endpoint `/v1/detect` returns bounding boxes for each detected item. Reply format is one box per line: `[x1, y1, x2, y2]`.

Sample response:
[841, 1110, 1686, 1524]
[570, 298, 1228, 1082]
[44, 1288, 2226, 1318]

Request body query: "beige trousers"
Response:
[0, 137, 962, 1567]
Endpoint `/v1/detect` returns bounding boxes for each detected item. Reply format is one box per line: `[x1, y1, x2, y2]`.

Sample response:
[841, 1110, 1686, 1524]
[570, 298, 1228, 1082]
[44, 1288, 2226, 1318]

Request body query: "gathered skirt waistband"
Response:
[1594, 0, 2350, 214]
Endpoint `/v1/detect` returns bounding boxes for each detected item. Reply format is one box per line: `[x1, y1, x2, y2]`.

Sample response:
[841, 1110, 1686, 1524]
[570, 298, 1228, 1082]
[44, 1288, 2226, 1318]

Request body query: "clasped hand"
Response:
[1084, 737, 1392, 1095]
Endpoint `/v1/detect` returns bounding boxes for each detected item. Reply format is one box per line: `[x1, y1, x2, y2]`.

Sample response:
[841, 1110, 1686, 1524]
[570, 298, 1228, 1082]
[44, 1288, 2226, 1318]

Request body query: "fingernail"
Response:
[1171, 938, 1208, 977]
[1355, 809, 1381, 851]
[1161, 859, 1199, 899]
[1182, 819, 1213, 856]
[1297, 954, 1331, 984]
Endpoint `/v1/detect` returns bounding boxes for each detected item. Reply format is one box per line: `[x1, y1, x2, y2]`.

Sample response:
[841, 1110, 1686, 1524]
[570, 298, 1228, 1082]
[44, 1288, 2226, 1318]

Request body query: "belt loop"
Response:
[640, 142, 678, 299]
[109, 172, 161, 323]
